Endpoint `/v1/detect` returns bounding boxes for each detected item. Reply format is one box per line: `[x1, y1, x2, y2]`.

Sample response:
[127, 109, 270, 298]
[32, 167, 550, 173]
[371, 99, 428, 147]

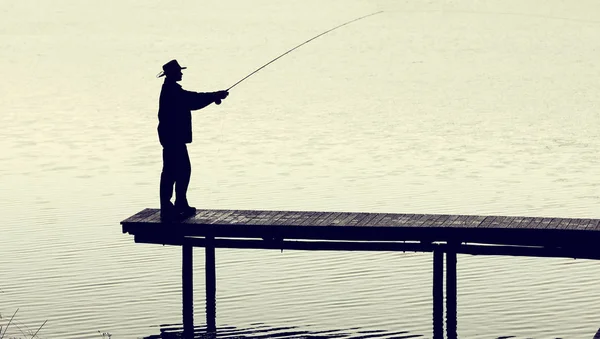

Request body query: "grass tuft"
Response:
[0, 308, 47, 339]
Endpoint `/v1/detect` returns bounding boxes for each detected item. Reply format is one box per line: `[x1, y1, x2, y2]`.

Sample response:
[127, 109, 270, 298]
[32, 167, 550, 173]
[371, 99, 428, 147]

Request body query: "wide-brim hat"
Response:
[156, 59, 187, 78]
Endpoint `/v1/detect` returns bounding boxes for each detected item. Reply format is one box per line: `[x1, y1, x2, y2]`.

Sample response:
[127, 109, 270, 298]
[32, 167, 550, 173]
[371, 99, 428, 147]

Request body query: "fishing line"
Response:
[211, 7, 595, 205]
[224, 10, 384, 93]
[213, 10, 384, 205]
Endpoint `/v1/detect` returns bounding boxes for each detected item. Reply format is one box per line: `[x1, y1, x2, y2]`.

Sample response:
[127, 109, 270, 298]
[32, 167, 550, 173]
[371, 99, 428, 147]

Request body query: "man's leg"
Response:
[174, 145, 195, 217]
[160, 146, 177, 219]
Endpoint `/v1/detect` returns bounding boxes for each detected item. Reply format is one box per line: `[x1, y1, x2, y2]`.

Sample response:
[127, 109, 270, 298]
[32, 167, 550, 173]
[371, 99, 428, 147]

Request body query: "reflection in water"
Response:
[143, 323, 422, 339]
[170, 244, 452, 339]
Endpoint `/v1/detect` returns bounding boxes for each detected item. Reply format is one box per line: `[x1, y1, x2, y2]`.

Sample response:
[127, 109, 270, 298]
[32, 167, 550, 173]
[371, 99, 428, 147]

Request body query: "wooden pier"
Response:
[121, 208, 600, 338]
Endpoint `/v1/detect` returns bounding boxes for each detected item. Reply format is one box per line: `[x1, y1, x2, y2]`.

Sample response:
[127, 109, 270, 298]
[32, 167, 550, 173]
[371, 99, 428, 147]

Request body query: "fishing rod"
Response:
[215, 10, 383, 104]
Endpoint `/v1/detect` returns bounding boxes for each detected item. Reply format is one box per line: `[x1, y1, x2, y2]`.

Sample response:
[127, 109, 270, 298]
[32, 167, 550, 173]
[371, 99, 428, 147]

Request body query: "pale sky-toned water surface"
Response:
[2, 1, 600, 338]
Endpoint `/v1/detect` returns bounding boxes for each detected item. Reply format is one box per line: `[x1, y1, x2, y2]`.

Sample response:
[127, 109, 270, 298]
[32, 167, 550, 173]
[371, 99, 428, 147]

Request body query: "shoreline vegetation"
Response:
[0, 309, 113, 339]
[0, 308, 46, 339]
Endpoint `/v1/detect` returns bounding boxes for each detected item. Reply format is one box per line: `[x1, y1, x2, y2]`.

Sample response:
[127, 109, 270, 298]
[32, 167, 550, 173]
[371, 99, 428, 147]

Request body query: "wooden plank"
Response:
[298, 211, 328, 226]
[525, 217, 545, 229]
[346, 213, 373, 226]
[329, 212, 358, 226]
[583, 219, 598, 231]
[246, 210, 278, 225]
[517, 216, 534, 228]
[507, 216, 534, 229]
[145, 210, 161, 223]
[141, 208, 158, 221]
[283, 211, 309, 226]
[372, 213, 391, 227]
[464, 215, 487, 228]
[586, 219, 600, 231]
[564, 218, 577, 230]
[440, 215, 461, 227]
[456, 215, 483, 228]
[319, 212, 344, 226]
[504, 216, 520, 228]
[353, 213, 380, 226]
[228, 210, 260, 225]
[241, 209, 263, 225]
[566, 218, 587, 230]
[384, 213, 410, 226]
[444, 215, 468, 227]
[247, 211, 281, 226]
[193, 210, 221, 224]
[519, 217, 536, 229]
[294, 211, 318, 226]
[422, 214, 440, 227]
[125, 208, 154, 223]
[417, 214, 440, 227]
[387, 213, 415, 227]
[208, 210, 237, 224]
[449, 215, 468, 228]
[312, 212, 335, 227]
[430, 215, 451, 227]
[493, 216, 517, 228]
[361, 213, 387, 227]
[190, 209, 215, 223]
[284, 211, 306, 225]
[261, 211, 288, 226]
[232, 210, 262, 224]
[243, 209, 271, 224]
[287, 211, 310, 225]
[411, 214, 431, 227]
[479, 216, 496, 228]
[482, 215, 499, 228]
[567, 218, 590, 231]
[545, 218, 562, 229]
[504, 216, 520, 229]
[410, 214, 430, 227]
[537, 218, 553, 229]
[308, 212, 334, 226]
[556, 218, 571, 230]
[498, 216, 516, 228]
[127, 208, 154, 223]
[398, 213, 416, 226]
[372, 213, 397, 227]
[131, 210, 148, 223]
[189, 209, 214, 222]
[218, 209, 245, 224]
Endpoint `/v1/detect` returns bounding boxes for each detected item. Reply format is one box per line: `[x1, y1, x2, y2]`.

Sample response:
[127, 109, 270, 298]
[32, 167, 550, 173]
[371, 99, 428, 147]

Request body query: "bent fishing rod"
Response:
[215, 10, 383, 104]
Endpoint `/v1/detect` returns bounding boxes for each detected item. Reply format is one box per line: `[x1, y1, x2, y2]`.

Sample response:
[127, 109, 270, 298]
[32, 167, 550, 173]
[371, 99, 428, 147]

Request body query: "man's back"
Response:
[158, 81, 193, 146]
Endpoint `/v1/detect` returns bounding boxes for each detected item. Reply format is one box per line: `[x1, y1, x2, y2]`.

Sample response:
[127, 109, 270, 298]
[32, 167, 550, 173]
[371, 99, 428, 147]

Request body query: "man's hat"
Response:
[156, 59, 187, 78]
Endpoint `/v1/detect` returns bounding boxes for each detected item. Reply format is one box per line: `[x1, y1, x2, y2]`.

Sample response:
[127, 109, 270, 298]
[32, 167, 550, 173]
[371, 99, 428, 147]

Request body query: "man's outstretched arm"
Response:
[184, 90, 229, 110]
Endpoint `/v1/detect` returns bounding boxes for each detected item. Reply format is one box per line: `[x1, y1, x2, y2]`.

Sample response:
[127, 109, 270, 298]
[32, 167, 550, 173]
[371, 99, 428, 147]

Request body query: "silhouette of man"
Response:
[157, 59, 229, 221]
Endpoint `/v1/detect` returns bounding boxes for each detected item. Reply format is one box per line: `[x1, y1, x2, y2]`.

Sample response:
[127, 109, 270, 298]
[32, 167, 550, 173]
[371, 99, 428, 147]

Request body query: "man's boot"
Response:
[175, 200, 196, 219]
[160, 202, 178, 222]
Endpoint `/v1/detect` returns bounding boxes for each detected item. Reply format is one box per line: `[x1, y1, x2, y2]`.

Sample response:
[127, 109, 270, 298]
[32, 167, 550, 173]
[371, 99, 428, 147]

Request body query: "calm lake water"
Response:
[2, 0, 600, 338]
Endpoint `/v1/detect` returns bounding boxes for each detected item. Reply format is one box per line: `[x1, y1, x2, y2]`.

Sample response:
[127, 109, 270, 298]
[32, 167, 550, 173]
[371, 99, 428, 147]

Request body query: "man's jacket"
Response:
[157, 81, 218, 146]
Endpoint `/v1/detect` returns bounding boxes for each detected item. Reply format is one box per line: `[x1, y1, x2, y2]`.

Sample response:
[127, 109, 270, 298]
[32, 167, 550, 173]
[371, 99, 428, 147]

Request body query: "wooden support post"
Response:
[446, 246, 457, 339]
[182, 244, 194, 338]
[433, 249, 444, 339]
[206, 236, 217, 333]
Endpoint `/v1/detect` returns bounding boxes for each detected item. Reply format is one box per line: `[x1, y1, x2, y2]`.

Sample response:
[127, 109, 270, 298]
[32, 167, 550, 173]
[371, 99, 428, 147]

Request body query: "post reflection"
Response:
[143, 323, 423, 339]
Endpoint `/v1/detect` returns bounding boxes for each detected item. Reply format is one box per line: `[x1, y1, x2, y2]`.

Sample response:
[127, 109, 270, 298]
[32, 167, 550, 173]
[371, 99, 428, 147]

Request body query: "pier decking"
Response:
[121, 208, 600, 338]
[122, 208, 600, 257]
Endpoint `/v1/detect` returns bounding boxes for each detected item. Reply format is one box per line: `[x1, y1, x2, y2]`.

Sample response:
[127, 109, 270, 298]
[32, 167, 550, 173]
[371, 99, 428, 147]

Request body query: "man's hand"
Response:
[217, 90, 229, 100]
[214, 90, 229, 105]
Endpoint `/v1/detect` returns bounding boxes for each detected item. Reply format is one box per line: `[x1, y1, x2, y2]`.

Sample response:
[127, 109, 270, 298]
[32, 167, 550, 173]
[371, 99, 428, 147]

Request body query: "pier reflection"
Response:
[148, 245, 456, 339]
[143, 323, 424, 339]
